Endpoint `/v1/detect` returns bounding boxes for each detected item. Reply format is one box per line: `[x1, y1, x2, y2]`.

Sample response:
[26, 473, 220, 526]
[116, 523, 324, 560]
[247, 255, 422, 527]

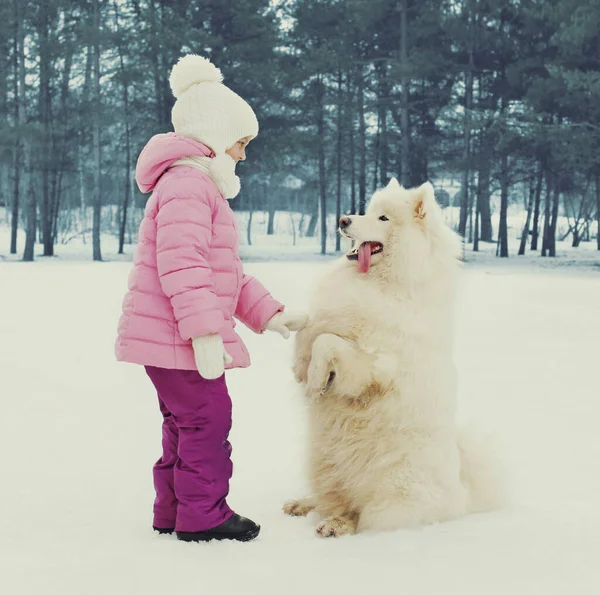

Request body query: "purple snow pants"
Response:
[145, 366, 234, 532]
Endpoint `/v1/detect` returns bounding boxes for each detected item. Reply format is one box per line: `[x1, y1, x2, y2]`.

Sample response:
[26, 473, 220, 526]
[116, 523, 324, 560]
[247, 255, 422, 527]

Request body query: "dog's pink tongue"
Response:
[358, 242, 372, 273]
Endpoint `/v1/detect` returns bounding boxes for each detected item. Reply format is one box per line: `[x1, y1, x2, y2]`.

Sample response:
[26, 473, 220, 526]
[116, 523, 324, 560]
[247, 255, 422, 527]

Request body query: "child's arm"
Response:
[155, 182, 223, 341]
[234, 274, 284, 334]
[235, 274, 309, 337]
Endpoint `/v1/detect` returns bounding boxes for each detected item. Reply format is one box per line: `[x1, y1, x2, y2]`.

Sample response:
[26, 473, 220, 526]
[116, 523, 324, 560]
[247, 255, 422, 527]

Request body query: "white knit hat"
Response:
[170, 55, 259, 198]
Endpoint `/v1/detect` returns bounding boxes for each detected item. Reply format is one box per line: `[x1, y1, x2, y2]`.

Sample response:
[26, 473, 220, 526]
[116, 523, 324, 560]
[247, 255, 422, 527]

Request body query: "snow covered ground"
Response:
[1, 242, 599, 594]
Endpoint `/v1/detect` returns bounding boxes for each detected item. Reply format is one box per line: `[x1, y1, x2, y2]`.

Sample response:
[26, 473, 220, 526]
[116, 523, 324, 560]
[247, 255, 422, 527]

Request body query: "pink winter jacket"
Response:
[115, 133, 284, 371]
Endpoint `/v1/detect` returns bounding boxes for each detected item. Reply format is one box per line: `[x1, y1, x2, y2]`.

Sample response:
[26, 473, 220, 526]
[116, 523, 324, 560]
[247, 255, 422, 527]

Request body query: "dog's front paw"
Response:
[306, 335, 339, 399]
[316, 516, 357, 538]
[283, 498, 316, 517]
[306, 360, 336, 401]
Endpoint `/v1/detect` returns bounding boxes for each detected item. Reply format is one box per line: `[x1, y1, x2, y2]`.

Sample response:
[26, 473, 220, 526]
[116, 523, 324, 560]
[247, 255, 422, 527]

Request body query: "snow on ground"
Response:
[1, 242, 600, 594]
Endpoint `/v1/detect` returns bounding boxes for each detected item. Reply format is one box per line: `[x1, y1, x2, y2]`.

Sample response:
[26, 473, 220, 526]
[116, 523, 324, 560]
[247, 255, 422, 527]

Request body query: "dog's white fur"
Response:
[285, 179, 503, 537]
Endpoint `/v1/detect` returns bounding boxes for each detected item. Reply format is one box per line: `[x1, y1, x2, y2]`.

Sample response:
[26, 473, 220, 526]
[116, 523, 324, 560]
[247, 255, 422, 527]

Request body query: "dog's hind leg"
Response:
[283, 497, 316, 517]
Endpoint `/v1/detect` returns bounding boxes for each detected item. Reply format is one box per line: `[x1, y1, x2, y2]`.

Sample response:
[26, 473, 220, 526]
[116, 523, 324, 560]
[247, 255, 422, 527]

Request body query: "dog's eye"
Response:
[379, 215, 389, 222]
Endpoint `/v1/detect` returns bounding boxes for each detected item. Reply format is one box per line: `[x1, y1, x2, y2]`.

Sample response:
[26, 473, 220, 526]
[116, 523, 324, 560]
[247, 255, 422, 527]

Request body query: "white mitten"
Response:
[192, 334, 233, 379]
[265, 311, 309, 339]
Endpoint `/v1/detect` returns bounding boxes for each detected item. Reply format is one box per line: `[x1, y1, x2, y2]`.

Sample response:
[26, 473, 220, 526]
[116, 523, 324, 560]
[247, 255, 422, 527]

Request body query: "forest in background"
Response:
[1, 0, 600, 260]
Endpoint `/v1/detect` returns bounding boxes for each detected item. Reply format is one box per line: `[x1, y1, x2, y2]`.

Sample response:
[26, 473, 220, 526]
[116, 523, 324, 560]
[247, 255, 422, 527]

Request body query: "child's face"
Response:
[226, 136, 252, 163]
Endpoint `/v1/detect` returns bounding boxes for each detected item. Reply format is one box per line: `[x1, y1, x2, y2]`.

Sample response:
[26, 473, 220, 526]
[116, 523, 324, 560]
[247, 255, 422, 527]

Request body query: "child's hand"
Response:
[192, 334, 233, 379]
[265, 311, 309, 339]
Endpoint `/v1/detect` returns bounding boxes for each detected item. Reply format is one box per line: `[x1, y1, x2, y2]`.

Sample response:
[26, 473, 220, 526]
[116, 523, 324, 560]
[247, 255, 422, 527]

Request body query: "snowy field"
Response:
[1, 238, 600, 594]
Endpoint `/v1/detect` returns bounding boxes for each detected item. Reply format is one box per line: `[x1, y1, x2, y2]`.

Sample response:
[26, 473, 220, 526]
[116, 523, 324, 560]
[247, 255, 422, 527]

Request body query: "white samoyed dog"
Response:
[284, 179, 503, 537]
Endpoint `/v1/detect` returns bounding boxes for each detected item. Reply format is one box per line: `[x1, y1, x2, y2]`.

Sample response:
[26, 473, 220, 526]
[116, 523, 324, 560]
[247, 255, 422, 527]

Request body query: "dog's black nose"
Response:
[339, 216, 351, 229]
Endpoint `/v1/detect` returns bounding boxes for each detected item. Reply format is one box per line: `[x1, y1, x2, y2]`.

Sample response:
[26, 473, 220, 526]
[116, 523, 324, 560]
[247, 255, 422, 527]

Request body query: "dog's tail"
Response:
[458, 424, 507, 513]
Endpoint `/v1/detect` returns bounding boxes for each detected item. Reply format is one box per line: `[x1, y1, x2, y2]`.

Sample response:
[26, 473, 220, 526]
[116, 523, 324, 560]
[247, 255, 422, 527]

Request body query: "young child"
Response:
[115, 55, 307, 543]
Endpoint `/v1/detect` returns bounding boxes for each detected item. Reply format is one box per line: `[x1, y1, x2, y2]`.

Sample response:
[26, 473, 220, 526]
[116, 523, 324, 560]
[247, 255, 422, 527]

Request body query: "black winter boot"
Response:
[176, 514, 260, 543]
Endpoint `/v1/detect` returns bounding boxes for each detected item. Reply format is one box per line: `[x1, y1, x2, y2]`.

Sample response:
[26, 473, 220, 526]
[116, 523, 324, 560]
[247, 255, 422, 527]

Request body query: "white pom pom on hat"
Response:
[169, 55, 223, 98]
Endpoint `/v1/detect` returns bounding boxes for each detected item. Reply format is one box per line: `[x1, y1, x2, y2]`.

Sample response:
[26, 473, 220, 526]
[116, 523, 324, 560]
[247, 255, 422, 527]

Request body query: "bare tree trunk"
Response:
[49, 159, 59, 241]
[518, 170, 538, 255]
[357, 67, 367, 215]
[52, 14, 75, 245]
[92, 0, 102, 261]
[11, 143, 20, 254]
[37, 210, 43, 244]
[567, 182, 590, 248]
[372, 106, 380, 194]
[37, 3, 54, 256]
[496, 88, 509, 258]
[317, 77, 327, 255]
[20, 1, 34, 262]
[399, 0, 410, 187]
[78, 152, 85, 212]
[473, 148, 482, 252]
[498, 151, 509, 257]
[77, 42, 93, 245]
[542, 173, 552, 257]
[10, 3, 21, 255]
[289, 210, 297, 247]
[23, 184, 36, 261]
[0, 50, 6, 218]
[459, 46, 474, 238]
[478, 155, 493, 241]
[267, 199, 275, 235]
[82, 42, 93, 104]
[118, 138, 132, 253]
[473, 191, 480, 252]
[336, 70, 342, 252]
[261, 180, 273, 236]
[549, 181, 560, 257]
[306, 211, 318, 237]
[378, 63, 389, 186]
[148, 0, 163, 126]
[114, 0, 132, 255]
[476, 74, 493, 242]
[596, 172, 600, 251]
[247, 194, 253, 246]
[52, 168, 64, 243]
[530, 164, 543, 250]
[468, 186, 474, 244]
[347, 71, 356, 214]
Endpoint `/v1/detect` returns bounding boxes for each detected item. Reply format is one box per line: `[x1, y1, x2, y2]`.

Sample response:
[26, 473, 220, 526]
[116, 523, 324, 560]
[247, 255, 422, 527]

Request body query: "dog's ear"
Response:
[386, 177, 403, 192]
[413, 182, 435, 220]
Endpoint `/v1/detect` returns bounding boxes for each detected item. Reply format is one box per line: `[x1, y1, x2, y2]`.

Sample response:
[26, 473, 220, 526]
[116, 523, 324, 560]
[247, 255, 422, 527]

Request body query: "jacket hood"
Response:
[135, 133, 214, 193]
